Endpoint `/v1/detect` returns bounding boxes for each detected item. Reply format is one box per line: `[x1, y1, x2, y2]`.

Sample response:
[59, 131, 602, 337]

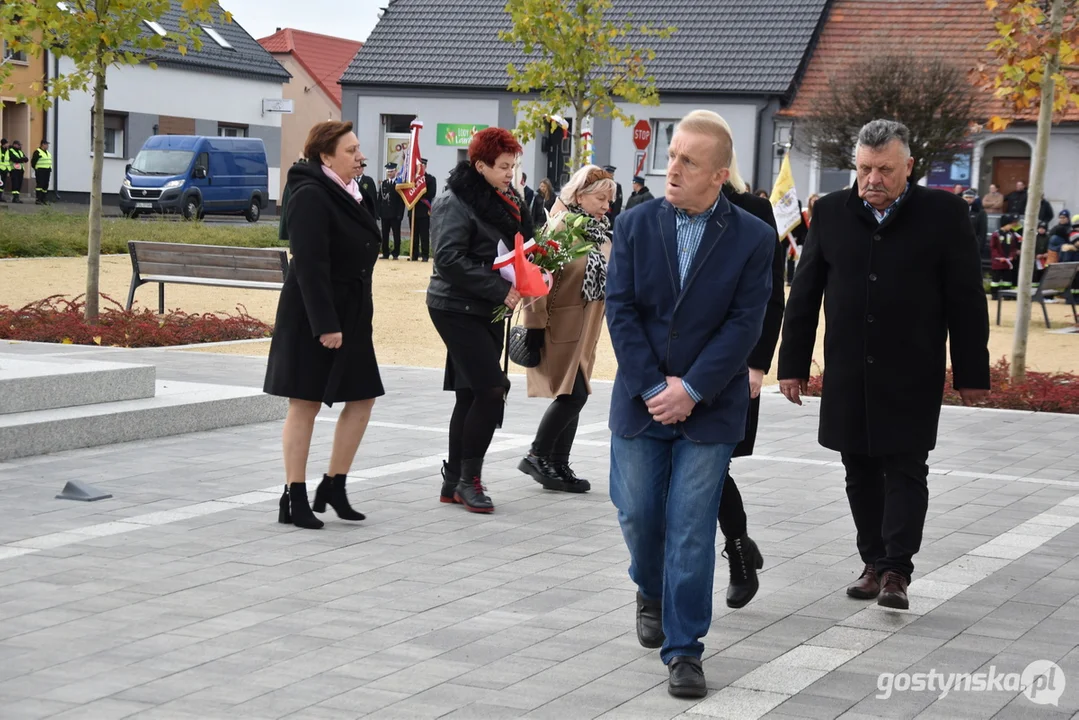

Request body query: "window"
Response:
[144, 20, 167, 37]
[2, 15, 29, 62]
[650, 119, 679, 173]
[91, 112, 127, 158]
[217, 124, 248, 138]
[201, 26, 233, 49]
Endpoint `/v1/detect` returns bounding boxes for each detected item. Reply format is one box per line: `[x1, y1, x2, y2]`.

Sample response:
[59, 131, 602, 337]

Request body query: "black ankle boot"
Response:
[724, 534, 763, 608]
[551, 455, 591, 493]
[455, 459, 494, 513]
[284, 482, 324, 529]
[518, 454, 567, 491]
[278, 484, 290, 524]
[440, 461, 459, 504]
[312, 474, 365, 521]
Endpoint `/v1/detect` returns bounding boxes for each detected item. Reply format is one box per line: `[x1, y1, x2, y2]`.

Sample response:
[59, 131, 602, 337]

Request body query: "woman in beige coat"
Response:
[517, 165, 616, 493]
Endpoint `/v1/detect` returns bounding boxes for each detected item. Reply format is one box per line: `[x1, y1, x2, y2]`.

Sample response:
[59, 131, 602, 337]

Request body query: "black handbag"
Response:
[507, 324, 541, 368]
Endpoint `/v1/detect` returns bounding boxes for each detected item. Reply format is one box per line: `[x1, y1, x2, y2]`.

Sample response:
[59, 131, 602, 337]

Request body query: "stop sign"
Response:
[633, 120, 652, 150]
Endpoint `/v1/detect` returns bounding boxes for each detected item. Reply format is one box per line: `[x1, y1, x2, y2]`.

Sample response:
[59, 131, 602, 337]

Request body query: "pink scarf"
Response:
[321, 165, 362, 203]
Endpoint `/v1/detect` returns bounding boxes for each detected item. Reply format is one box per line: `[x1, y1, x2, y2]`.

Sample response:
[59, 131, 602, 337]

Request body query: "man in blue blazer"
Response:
[605, 110, 774, 698]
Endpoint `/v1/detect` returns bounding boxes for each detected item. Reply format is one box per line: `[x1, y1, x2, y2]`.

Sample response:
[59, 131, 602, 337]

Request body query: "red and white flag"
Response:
[396, 119, 427, 210]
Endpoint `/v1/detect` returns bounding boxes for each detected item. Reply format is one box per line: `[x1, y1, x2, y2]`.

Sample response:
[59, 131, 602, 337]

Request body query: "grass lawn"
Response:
[0, 209, 282, 258]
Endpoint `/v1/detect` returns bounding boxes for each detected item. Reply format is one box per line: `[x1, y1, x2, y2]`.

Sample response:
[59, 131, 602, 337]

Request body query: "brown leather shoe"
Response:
[877, 570, 909, 610]
[846, 563, 880, 599]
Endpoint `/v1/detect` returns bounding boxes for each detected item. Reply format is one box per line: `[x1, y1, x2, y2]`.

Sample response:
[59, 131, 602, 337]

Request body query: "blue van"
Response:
[120, 135, 269, 222]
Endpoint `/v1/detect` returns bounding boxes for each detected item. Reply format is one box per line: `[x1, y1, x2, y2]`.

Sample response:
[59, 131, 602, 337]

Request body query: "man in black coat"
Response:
[625, 175, 654, 210]
[963, 188, 988, 258]
[604, 164, 623, 222]
[379, 162, 405, 259]
[778, 120, 990, 611]
[1005, 181, 1027, 215]
[410, 158, 437, 262]
[717, 181, 785, 610]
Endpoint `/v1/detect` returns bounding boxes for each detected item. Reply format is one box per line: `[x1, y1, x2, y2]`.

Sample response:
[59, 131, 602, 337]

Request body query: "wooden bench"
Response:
[126, 241, 289, 314]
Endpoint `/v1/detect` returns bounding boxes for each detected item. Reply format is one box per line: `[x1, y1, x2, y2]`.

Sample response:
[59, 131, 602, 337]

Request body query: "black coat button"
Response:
[867, 356, 875, 364]
[672, 331, 679, 339]
[873, 234, 882, 242]
[867, 315, 875, 323]
[869, 273, 878, 282]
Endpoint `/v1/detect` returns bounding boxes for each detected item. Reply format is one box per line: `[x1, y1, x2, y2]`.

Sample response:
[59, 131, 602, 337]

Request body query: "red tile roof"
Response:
[258, 28, 363, 107]
[782, 0, 1079, 123]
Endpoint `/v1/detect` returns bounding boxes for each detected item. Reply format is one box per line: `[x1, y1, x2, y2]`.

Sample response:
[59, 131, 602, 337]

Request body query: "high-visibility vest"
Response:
[35, 150, 52, 170]
[0, 149, 10, 172]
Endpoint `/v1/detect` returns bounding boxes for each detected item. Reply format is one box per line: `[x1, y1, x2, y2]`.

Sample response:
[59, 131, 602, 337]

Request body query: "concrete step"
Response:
[0, 379, 287, 461]
[0, 354, 156, 415]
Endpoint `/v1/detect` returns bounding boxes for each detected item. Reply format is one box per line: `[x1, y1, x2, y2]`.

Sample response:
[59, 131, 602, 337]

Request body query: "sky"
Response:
[219, 1, 383, 43]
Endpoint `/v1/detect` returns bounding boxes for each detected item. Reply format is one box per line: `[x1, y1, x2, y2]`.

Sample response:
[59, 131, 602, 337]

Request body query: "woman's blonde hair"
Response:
[677, 110, 748, 193]
[558, 165, 616, 206]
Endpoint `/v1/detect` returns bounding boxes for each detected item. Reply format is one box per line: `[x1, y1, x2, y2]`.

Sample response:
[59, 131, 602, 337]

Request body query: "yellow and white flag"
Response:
[770, 154, 802, 239]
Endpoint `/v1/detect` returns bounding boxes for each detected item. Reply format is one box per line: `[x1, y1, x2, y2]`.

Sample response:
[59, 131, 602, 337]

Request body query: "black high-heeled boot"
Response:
[278, 484, 291, 524]
[312, 474, 365, 521]
[440, 461, 459, 504]
[285, 482, 324, 529]
[455, 458, 494, 513]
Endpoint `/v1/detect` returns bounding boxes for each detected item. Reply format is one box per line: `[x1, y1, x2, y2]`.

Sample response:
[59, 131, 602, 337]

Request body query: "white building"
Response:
[340, 0, 831, 197]
[45, 3, 290, 205]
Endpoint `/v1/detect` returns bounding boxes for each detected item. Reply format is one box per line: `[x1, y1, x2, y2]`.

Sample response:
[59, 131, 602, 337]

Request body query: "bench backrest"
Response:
[1039, 261, 1079, 294]
[128, 241, 288, 284]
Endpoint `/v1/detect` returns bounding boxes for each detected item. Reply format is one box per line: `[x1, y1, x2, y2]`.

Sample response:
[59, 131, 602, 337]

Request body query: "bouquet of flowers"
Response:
[492, 212, 600, 322]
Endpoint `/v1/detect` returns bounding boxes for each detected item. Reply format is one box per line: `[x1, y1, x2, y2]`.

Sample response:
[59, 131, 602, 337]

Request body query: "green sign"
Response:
[437, 123, 489, 147]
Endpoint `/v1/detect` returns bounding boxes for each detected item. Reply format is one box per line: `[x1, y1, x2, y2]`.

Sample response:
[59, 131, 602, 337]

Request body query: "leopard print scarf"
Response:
[567, 204, 612, 302]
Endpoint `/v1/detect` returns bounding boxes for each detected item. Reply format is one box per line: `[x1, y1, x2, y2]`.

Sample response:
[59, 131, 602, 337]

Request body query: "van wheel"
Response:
[183, 197, 200, 221]
[245, 198, 261, 223]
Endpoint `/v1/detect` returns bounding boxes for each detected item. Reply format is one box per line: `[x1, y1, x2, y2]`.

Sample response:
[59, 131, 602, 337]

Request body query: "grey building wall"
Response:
[246, 125, 282, 168]
[126, 112, 159, 161]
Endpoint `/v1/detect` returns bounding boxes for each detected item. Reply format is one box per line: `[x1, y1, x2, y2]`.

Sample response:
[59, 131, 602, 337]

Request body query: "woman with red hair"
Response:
[427, 127, 534, 513]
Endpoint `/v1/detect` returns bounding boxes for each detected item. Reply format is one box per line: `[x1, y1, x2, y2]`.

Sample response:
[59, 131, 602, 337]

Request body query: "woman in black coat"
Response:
[717, 181, 785, 610]
[264, 121, 383, 530]
[427, 127, 533, 514]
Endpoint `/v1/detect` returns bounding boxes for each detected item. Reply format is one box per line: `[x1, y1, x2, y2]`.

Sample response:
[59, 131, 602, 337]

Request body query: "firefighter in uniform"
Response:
[358, 161, 379, 219]
[379, 162, 405, 259]
[0, 139, 11, 202]
[410, 158, 437, 262]
[989, 214, 1021, 299]
[31, 139, 52, 205]
[7, 140, 28, 204]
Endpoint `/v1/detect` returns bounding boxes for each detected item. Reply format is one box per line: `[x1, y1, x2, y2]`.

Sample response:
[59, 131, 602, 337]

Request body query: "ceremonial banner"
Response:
[770, 154, 802, 239]
[396, 120, 427, 211]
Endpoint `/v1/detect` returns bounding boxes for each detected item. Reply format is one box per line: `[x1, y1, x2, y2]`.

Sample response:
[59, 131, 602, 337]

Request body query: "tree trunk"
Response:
[1010, 0, 1064, 382]
[571, 104, 585, 175]
[85, 54, 107, 321]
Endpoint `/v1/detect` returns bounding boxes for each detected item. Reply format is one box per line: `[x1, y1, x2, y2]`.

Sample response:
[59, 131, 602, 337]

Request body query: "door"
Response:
[992, 158, 1031, 194]
[190, 150, 211, 206]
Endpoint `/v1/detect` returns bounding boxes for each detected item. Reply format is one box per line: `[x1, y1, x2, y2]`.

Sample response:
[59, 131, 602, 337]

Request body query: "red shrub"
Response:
[0, 295, 272, 348]
[805, 358, 1079, 414]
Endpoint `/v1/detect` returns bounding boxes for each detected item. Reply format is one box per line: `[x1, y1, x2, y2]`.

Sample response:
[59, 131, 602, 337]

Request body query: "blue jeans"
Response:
[610, 433, 735, 664]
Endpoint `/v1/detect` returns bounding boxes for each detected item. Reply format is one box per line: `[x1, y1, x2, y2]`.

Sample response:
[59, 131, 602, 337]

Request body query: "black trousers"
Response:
[35, 168, 50, 203]
[841, 451, 930, 581]
[381, 218, 402, 258]
[530, 369, 588, 460]
[10, 168, 23, 198]
[413, 213, 431, 260]
[717, 472, 747, 540]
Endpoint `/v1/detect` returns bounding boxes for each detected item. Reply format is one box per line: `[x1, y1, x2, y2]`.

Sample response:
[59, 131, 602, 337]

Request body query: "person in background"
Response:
[358, 160, 378, 218]
[964, 188, 988, 259]
[427, 127, 534, 513]
[952, 184, 965, 196]
[755, 189, 769, 199]
[411, 158, 437, 262]
[625, 175, 654, 210]
[1050, 209, 1072, 243]
[604, 165, 623, 223]
[7, 140, 27, 204]
[606, 109, 773, 698]
[1034, 222, 1051, 286]
[990, 214, 1021, 299]
[31, 139, 52, 205]
[715, 141, 786, 610]
[521, 171, 535, 208]
[1005, 181, 1027, 214]
[531, 177, 555, 227]
[263, 120, 383, 530]
[981, 183, 1005, 215]
[778, 119, 990, 612]
[379, 162, 405, 259]
[277, 155, 306, 241]
[0, 139, 11, 203]
[518, 165, 615, 494]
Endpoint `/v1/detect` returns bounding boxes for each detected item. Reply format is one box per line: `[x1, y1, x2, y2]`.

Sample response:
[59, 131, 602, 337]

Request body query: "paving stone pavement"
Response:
[1, 342, 1078, 720]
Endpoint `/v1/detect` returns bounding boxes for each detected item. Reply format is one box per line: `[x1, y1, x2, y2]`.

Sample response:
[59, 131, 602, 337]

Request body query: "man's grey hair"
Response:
[857, 120, 911, 156]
